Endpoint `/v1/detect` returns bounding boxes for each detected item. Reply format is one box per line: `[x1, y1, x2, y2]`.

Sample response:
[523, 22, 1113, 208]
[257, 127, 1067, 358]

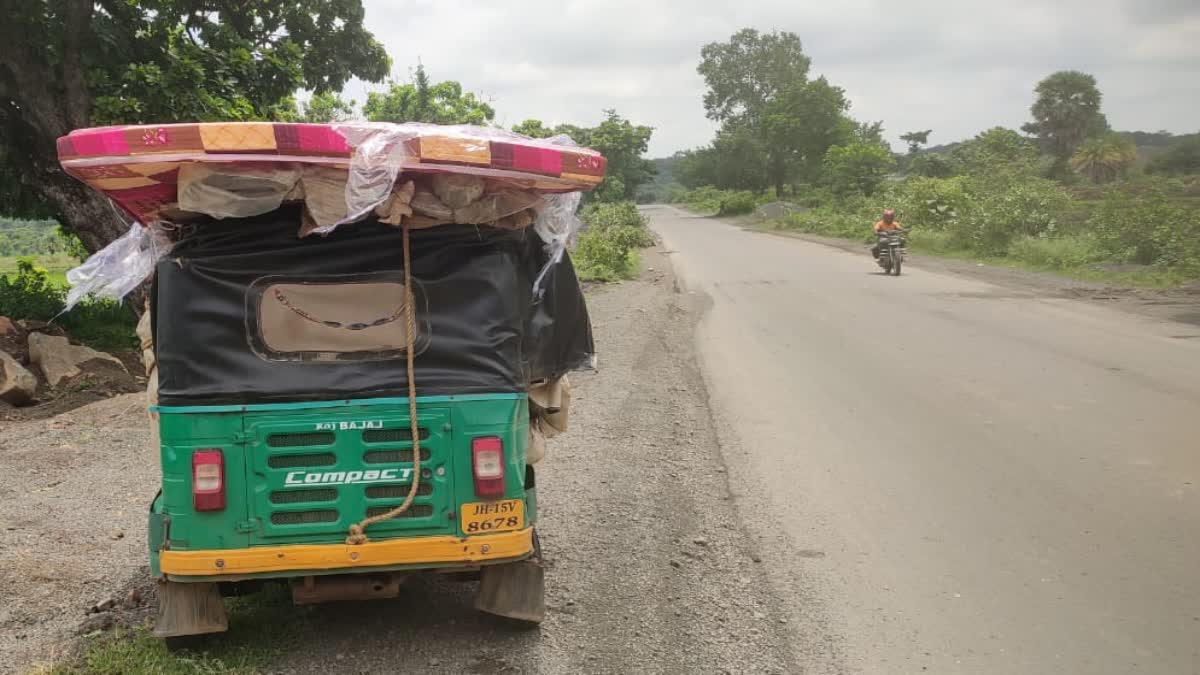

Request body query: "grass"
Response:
[50, 585, 312, 675]
[0, 254, 75, 287]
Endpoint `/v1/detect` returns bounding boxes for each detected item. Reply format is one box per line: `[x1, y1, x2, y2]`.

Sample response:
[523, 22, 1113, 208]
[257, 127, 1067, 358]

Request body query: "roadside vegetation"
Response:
[640, 30, 1200, 288]
[574, 201, 656, 282]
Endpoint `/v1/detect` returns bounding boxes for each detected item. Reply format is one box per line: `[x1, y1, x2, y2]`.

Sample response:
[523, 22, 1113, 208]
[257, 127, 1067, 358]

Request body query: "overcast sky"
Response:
[350, 0, 1200, 157]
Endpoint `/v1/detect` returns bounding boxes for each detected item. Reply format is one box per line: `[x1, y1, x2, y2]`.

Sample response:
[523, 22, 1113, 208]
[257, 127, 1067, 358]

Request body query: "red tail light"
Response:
[471, 436, 505, 498]
[192, 449, 225, 511]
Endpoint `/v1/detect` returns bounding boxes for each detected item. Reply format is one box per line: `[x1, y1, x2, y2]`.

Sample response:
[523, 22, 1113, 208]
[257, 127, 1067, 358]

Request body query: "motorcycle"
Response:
[875, 230, 906, 276]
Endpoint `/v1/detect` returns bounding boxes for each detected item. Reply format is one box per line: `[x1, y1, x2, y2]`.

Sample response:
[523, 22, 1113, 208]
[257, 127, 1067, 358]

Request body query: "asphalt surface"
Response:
[648, 205, 1200, 674]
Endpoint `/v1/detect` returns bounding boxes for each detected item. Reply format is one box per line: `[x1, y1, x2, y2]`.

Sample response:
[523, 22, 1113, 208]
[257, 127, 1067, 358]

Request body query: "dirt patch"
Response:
[0, 393, 156, 674]
[0, 319, 144, 422]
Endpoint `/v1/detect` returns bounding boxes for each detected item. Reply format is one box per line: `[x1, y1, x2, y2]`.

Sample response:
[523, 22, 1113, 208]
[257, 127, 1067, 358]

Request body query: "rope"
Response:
[346, 223, 421, 545]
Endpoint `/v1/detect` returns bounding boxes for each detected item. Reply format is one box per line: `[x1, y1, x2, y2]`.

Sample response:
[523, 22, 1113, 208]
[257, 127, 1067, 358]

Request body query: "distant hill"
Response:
[917, 131, 1199, 165]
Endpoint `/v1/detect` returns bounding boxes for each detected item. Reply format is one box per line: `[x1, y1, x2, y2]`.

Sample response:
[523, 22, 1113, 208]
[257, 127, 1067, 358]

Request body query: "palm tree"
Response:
[1071, 135, 1138, 183]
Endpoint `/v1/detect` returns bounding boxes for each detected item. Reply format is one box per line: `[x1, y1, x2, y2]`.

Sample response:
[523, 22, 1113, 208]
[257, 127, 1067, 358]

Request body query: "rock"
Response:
[89, 598, 116, 614]
[0, 316, 15, 336]
[111, 530, 125, 541]
[27, 333, 124, 387]
[77, 613, 114, 634]
[669, 559, 682, 569]
[0, 351, 37, 405]
[124, 588, 143, 608]
[431, 174, 485, 210]
[692, 537, 709, 547]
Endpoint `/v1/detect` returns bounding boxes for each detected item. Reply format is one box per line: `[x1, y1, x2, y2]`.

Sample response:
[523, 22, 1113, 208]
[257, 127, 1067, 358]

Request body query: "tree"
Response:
[0, 1, 390, 254]
[554, 110, 655, 202]
[511, 119, 556, 139]
[363, 64, 494, 125]
[761, 77, 853, 190]
[698, 29, 823, 197]
[1071, 134, 1137, 183]
[823, 140, 894, 197]
[951, 127, 1040, 176]
[300, 92, 356, 123]
[1148, 136, 1200, 175]
[1021, 71, 1109, 174]
[676, 124, 770, 191]
[900, 130, 933, 155]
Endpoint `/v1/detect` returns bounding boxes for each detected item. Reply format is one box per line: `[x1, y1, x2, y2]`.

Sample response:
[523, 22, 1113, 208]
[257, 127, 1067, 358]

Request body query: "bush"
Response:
[1007, 235, 1105, 269]
[944, 176, 1070, 255]
[574, 227, 639, 282]
[1090, 186, 1200, 272]
[0, 257, 137, 351]
[574, 200, 654, 281]
[0, 258, 65, 320]
[717, 191, 760, 216]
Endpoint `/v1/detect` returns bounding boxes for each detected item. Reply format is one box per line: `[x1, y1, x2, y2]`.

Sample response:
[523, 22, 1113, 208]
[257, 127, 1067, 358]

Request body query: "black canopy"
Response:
[152, 206, 593, 405]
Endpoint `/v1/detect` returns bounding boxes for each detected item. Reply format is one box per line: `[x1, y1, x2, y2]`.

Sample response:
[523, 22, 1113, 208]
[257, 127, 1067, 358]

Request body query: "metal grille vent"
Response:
[363, 449, 431, 464]
[269, 488, 338, 504]
[365, 504, 433, 519]
[267, 432, 335, 448]
[267, 453, 337, 469]
[270, 510, 339, 525]
[363, 428, 430, 443]
[365, 484, 433, 498]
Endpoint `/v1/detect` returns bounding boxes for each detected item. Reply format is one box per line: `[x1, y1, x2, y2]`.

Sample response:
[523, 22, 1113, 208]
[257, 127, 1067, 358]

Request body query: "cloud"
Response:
[356, 0, 1200, 155]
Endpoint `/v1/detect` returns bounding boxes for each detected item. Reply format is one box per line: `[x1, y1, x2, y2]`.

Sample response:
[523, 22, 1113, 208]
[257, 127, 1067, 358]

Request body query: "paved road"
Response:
[649, 206, 1200, 674]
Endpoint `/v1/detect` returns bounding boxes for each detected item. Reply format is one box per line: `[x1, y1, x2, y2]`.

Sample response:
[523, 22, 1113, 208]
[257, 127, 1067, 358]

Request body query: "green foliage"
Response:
[892, 176, 970, 231]
[0, 258, 64, 320]
[951, 127, 1041, 176]
[823, 140, 895, 197]
[947, 175, 1070, 255]
[908, 153, 956, 178]
[299, 92, 356, 123]
[511, 119, 556, 139]
[1090, 186, 1200, 272]
[717, 191, 762, 216]
[574, 202, 653, 281]
[900, 130, 933, 154]
[1022, 71, 1109, 172]
[0, 219, 81, 258]
[1071, 134, 1138, 183]
[1007, 235, 1105, 269]
[0, 259, 136, 351]
[1148, 137, 1200, 176]
[697, 30, 853, 196]
[697, 29, 811, 124]
[363, 64, 494, 125]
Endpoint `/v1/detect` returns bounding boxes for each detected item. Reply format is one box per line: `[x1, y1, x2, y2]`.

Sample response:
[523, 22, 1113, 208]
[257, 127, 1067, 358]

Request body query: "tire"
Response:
[893, 256, 902, 276]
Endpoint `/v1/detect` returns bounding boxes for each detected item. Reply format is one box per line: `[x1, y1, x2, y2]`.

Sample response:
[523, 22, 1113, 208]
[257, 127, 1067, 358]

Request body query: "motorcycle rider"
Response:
[872, 209, 904, 259]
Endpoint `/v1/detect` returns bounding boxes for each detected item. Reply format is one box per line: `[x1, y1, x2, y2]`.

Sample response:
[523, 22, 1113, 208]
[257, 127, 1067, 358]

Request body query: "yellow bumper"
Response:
[160, 528, 533, 577]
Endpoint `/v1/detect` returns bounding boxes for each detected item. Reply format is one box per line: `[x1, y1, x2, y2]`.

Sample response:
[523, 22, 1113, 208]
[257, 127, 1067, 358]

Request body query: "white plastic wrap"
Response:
[177, 163, 301, 219]
[331, 124, 588, 296]
[63, 223, 173, 311]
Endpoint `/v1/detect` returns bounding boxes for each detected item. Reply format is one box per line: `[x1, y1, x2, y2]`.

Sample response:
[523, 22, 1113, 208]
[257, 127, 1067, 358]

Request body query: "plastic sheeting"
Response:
[63, 223, 173, 311]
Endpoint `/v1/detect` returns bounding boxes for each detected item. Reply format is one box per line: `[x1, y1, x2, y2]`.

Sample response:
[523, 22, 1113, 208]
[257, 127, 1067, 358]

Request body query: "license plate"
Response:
[460, 499, 524, 535]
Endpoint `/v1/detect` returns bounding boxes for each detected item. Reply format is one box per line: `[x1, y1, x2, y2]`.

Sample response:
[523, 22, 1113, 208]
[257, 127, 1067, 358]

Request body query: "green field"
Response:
[0, 254, 75, 287]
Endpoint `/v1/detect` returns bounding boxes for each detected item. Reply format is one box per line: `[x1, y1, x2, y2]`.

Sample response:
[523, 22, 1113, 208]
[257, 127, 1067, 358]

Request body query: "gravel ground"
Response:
[0, 393, 156, 673]
[269, 245, 801, 674]
[1, 245, 803, 674]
